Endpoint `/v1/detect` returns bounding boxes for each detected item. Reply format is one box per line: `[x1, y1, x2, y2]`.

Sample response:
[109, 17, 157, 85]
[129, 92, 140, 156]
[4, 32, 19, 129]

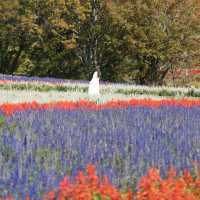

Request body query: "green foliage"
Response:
[115, 87, 200, 98]
[0, 82, 88, 92]
[0, 114, 17, 165]
[0, 0, 200, 85]
[108, 0, 200, 85]
[0, 0, 39, 74]
[92, 194, 101, 200]
[0, 115, 5, 128]
[3, 81, 200, 98]
[0, 114, 17, 133]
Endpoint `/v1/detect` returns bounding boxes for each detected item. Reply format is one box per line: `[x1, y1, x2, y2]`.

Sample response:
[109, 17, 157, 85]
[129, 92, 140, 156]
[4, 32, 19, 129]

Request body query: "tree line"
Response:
[0, 0, 200, 85]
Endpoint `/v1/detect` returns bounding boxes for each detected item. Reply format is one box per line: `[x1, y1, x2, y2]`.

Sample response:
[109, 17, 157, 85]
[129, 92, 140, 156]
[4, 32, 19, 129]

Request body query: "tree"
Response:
[25, 0, 86, 78]
[76, 0, 124, 80]
[28, 0, 124, 81]
[1, 0, 199, 84]
[108, 0, 200, 85]
[0, 0, 41, 74]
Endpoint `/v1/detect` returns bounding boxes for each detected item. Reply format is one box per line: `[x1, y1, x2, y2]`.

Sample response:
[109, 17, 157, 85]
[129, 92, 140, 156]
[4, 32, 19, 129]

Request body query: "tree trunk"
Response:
[91, 0, 101, 79]
[9, 45, 23, 74]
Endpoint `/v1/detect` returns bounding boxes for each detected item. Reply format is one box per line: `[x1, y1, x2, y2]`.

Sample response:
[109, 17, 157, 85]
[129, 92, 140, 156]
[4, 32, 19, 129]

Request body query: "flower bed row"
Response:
[0, 74, 88, 84]
[0, 81, 88, 93]
[1, 99, 200, 115]
[2, 74, 200, 98]
[3, 164, 200, 200]
[0, 103, 200, 199]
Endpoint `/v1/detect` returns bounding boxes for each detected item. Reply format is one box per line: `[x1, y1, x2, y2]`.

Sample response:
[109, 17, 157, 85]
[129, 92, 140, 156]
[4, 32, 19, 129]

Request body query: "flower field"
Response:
[0, 74, 200, 199]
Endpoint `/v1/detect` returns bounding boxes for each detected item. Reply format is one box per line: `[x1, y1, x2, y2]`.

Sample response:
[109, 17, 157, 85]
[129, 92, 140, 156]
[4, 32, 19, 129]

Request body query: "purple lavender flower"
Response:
[0, 106, 199, 199]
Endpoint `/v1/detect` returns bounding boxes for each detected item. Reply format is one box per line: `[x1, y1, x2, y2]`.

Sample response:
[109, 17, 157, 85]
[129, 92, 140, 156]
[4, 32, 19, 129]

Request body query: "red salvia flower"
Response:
[183, 169, 193, 185]
[4, 164, 200, 200]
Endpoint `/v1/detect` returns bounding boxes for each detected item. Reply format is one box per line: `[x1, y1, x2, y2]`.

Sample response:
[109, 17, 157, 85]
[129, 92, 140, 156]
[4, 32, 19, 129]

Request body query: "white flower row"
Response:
[2, 80, 200, 94]
[2, 81, 200, 97]
[0, 88, 193, 105]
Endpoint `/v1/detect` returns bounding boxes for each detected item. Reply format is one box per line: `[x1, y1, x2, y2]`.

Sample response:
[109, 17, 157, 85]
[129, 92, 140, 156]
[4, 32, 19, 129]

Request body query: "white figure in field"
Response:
[88, 71, 100, 96]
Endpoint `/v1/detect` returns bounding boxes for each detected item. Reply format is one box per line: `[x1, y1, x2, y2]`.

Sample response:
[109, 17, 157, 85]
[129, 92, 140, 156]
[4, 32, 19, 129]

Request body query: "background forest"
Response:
[0, 0, 200, 85]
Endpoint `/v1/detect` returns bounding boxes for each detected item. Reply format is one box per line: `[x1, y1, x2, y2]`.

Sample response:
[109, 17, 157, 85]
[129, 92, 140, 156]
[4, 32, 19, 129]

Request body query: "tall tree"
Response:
[76, 0, 122, 79]
[0, 0, 33, 73]
[26, 0, 86, 78]
[108, 0, 200, 85]
[29, 0, 123, 80]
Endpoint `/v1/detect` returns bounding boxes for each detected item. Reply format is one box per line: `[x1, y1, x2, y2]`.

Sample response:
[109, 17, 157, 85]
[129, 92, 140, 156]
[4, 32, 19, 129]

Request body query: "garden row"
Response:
[0, 74, 200, 199]
[2, 164, 200, 200]
[2, 74, 200, 98]
[0, 101, 200, 199]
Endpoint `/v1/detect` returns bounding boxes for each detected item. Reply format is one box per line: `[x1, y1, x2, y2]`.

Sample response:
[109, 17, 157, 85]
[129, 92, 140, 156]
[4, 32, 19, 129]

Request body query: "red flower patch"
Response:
[1, 99, 200, 116]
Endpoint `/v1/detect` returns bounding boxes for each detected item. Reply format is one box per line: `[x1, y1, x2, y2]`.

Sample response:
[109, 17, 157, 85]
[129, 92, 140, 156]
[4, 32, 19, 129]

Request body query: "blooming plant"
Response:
[44, 163, 200, 200]
[2, 73, 200, 101]
[43, 164, 133, 200]
[137, 164, 200, 200]
[0, 102, 200, 198]
[2, 98, 200, 115]
[3, 164, 200, 200]
[0, 74, 200, 199]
